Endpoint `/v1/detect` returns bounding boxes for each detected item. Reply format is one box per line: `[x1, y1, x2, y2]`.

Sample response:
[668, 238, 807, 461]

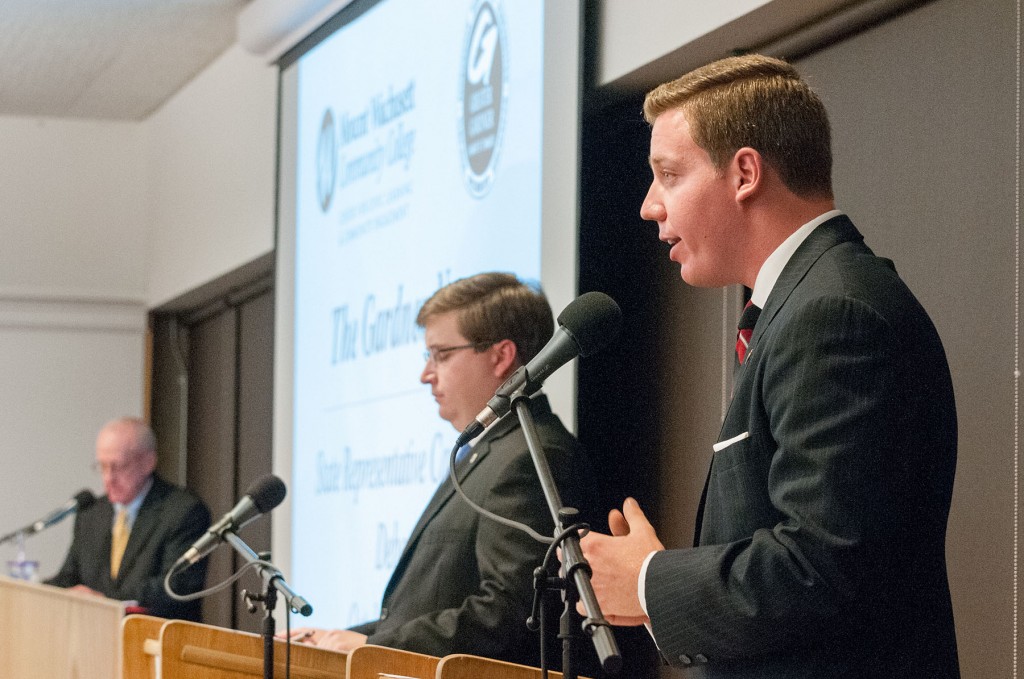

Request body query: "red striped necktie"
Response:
[736, 301, 761, 365]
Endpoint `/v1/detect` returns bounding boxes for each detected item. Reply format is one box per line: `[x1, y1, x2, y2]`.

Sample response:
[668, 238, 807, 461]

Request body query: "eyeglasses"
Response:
[91, 459, 136, 476]
[423, 342, 496, 365]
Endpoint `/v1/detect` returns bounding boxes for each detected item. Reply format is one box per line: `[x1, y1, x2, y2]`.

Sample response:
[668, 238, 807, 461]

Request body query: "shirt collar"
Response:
[750, 209, 844, 308]
[112, 475, 154, 528]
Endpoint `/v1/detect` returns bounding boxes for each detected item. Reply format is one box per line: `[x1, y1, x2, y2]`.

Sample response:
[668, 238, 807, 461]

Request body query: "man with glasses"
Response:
[290, 272, 598, 669]
[45, 417, 210, 621]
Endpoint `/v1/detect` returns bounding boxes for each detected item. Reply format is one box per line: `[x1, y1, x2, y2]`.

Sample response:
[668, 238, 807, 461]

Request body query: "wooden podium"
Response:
[122, 616, 439, 679]
[436, 654, 581, 679]
[0, 575, 125, 679]
[121, 616, 584, 679]
[1, 578, 588, 679]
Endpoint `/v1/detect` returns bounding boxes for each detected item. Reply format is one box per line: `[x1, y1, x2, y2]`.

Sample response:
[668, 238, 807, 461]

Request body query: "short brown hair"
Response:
[416, 272, 553, 365]
[644, 54, 833, 198]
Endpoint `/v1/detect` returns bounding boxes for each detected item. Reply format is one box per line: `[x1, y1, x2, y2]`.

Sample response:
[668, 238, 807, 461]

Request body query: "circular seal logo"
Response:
[458, 0, 508, 198]
[316, 108, 337, 213]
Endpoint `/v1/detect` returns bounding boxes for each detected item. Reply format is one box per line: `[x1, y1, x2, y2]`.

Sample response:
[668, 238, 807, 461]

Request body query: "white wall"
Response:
[595, 0, 771, 86]
[0, 300, 146, 574]
[0, 43, 276, 574]
[144, 43, 278, 308]
[594, 0, 920, 94]
[0, 117, 148, 299]
[0, 115, 150, 573]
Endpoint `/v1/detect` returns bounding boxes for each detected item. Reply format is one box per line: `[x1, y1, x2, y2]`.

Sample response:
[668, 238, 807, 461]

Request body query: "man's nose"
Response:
[640, 189, 665, 222]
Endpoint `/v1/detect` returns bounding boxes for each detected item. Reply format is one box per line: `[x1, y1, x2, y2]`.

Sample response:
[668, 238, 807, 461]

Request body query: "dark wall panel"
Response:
[577, 96, 670, 679]
[797, 0, 1019, 674]
[186, 308, 239, 629]
[232, 290, 276, 631]
[151, 263, 275, 633]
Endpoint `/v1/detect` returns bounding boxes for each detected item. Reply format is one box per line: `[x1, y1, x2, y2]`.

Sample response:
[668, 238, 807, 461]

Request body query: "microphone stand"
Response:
[223, 532, 313, 679]
[0, 527, 26, 546]
[512, 395, 622, 677]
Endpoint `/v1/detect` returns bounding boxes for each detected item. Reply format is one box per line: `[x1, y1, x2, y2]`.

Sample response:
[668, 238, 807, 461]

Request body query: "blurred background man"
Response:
[46, 416, 211, 621]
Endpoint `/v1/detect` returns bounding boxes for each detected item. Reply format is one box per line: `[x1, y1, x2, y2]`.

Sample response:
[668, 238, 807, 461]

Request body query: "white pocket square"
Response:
[713, 431, 750, 453]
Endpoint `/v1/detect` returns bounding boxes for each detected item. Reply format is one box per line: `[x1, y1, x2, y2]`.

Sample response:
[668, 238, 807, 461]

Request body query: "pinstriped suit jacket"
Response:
[645, 216, 959, 677]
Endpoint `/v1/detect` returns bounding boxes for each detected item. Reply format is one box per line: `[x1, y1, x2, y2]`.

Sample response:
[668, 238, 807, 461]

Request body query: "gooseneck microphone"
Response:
[0, 490, 96, 545]
[33, 490, 97, 534]
[455, 291, 622, 447]
[176, 474, 286, 567]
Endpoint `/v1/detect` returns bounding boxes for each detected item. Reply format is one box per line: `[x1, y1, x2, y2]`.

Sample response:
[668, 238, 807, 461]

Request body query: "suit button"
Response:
[695, 654, 708, 663]
[379, 607, 388, 621]
[678, 654, 692, 665]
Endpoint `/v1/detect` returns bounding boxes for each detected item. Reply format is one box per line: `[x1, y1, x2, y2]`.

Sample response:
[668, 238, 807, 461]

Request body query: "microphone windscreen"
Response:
[556, 291, 622, 357]
[74, 489, 97, 511]
[247, 474, 287, 513]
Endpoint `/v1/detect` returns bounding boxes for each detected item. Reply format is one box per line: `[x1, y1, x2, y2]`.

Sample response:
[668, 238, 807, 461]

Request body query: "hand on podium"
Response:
[280, 627, 368, 653]
[68, 585, 147, 615]
[69, 584, 106, 597]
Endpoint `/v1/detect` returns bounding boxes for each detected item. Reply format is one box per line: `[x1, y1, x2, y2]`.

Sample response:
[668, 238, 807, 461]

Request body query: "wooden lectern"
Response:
[121, 615, 439, 679]
[0, 575, 125, 679]
[436, 654, 587, 679]
[122, 614, 165, 679]
[345, 644, 438, 679]
[119, 614, 585, 679]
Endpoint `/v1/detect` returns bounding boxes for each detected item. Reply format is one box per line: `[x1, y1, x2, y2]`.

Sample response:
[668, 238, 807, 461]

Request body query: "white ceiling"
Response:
[0, 0, 249, 121]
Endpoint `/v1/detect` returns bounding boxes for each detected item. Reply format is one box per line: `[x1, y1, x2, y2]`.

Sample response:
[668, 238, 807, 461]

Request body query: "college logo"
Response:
[458, 0, 507, 198]
[316, 108, 337, 212]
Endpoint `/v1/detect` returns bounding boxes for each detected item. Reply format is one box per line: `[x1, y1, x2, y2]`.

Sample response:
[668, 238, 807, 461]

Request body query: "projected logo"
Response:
[317, 108, 338, 212]
[458, 0, 508, 198]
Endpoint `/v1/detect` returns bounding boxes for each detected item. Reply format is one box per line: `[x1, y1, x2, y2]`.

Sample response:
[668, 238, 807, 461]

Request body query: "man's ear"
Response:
[491, 339, 520, 379]
[732, 147, 763, 203]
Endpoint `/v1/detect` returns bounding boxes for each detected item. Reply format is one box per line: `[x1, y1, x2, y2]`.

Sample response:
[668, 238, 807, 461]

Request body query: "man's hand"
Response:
[69, 584, 105, 597]
[279, 627, 324, 645]
[577, 497, 664, 626]
[279, 627, 367, 653]
[315, 629, 368, 653]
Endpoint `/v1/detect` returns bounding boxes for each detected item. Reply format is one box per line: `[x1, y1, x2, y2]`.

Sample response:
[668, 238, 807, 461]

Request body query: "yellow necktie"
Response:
[111, 508, 129, 578]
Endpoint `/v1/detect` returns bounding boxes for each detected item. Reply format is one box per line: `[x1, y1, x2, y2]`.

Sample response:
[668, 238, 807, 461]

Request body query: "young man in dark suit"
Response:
[290, 273, 596, 668]
[46, 417, 210, 621]
[579, 54, 959, 677]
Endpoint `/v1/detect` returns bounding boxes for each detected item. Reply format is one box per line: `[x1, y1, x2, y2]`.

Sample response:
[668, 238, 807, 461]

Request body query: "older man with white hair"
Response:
[46, 417, 211, 621]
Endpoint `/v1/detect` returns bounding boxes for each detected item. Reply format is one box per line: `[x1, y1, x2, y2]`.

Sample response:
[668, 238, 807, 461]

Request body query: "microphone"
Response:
[177, 474, 286, 566]
[0, 490, 96, 545]
[32, 490, 96, 534]
[456, 291, 622, 446]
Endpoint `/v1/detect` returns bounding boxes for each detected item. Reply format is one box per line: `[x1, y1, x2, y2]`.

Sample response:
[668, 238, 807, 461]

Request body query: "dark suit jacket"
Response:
[350, 395, 596, 669]
[645, 216, 959, 677]
[46, 474, 211, 621]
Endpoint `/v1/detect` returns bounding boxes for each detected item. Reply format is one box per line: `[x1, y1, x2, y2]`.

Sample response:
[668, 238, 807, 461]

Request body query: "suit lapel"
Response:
[748, 215, 864, 359]
[401, 438, 490, 551]
[388, 416, 515, 577]
[700, 217, 865, 545]
[382, 396, 552, 600]
[93, 500, 115, 584]
[114, 476, 167, 583]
